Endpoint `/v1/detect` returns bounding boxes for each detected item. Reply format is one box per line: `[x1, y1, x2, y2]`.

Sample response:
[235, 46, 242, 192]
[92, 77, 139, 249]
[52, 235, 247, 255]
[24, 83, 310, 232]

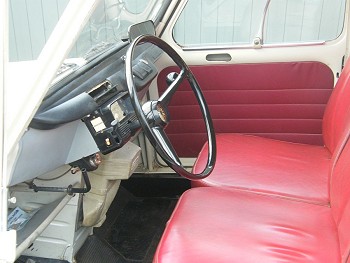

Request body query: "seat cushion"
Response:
[154, 187, 340, 263]
[192, 134, 331, 204]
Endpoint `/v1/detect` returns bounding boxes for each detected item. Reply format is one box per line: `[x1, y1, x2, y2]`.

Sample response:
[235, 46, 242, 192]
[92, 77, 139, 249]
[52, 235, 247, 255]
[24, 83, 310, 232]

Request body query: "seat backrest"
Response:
[323, 60, 350, 154]
[325, 60, 350, 262]
[331, 135, 350, 262]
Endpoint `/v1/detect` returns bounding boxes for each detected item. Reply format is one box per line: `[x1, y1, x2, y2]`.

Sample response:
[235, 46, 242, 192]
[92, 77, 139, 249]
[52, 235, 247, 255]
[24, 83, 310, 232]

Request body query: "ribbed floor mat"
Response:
[76, 196, 177, 263]
[76, 235, 127, 263]
[107, 198, 175, 261]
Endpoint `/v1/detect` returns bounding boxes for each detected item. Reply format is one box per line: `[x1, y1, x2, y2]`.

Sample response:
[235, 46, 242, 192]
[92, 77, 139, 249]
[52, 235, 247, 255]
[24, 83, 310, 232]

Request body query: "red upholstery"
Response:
[158, 62, 334, 157]
[192, 134, 331, 204]
[154, 187, 340, 263]
[331, 137, 350, 260]
[155, 55, 350, 263]
[323, 61, 350, 153]
[154, 135, 350, 263]
[192, 59, 350, 204]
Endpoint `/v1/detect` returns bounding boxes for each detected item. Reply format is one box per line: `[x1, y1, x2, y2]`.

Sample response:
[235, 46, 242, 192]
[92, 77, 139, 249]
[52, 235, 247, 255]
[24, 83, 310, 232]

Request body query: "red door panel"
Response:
[158, 62, 334, 157]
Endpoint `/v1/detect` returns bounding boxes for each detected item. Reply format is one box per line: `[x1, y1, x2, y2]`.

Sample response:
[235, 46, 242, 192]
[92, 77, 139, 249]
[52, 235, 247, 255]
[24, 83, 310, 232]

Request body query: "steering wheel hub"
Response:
[156, 103, 169, 124]
[142, 101, 170, 127]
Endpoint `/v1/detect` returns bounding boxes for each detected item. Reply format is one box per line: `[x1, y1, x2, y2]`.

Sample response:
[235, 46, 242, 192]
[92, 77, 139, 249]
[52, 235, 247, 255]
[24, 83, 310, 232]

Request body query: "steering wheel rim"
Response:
[125, 35, 216, 180]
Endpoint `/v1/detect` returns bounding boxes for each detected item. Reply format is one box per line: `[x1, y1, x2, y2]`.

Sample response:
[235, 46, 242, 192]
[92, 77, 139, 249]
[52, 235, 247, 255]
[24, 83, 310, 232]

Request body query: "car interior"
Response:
[3, 0, 350, 262]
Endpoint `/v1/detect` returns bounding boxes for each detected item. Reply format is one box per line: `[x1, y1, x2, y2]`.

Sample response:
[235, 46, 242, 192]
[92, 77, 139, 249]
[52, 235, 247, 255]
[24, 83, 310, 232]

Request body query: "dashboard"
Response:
[9, 43, 163, 186]
[84, 85, 138, 154]
[85, 90, 137, 154]
[84, 53, 158, 154]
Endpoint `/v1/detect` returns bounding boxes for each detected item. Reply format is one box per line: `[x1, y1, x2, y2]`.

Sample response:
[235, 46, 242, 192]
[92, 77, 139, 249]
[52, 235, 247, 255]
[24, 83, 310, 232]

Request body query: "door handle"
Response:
[206, 53, 232, 62]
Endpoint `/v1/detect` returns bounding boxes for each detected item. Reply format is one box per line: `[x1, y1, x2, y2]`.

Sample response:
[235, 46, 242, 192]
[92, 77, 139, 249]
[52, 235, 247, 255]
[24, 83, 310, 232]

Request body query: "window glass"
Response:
[264, 0, 346, 44]
[125, 0, 150, 14]
[173, 0, 346, 47]
[9, 0, 157, 62]
[9, 0, 70, 62]
[173, 0, 268, 47]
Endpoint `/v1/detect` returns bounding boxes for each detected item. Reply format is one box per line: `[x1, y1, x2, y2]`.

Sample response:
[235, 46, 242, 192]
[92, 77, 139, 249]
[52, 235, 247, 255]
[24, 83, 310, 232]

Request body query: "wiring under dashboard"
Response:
[35, 168, 71, 181]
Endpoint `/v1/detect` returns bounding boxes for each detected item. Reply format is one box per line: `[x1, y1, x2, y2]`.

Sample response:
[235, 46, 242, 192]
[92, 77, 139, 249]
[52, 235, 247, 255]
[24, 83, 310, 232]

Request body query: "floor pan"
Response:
[17, 177, 189, 263]
[76, 197, 176, 262]
[76, 177, 189, 263]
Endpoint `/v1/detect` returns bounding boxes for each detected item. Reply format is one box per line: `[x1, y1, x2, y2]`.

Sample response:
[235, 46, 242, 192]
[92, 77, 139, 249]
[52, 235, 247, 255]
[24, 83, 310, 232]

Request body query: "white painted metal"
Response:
[6, 0, 102, 184]
[0, 231, 16, 263]
[8, 165, 89, 261]
[161, 0, 349, 82]
[144, 0, 350, 171]
[2, 0, 101, 261]
[0, 0, 17, 262]
[0, 0, 7, 235]
[16, 193, 74, 259]
[19, 193, 89, 262]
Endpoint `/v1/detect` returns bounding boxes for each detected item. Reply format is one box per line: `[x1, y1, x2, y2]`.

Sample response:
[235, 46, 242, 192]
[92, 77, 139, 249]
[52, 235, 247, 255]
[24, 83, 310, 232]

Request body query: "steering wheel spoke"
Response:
[158, 69, 186, 106]
[125, 34, 216, 180]
[152, 127, 181, 166]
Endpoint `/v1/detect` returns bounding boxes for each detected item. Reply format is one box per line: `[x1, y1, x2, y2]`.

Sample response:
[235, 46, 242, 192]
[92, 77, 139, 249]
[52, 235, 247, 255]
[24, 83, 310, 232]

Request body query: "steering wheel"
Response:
[125, 35, 216, 180]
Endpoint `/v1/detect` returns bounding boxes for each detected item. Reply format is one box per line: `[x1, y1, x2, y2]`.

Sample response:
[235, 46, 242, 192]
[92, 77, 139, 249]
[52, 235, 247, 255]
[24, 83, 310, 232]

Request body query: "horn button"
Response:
[143, 101, 170, 127]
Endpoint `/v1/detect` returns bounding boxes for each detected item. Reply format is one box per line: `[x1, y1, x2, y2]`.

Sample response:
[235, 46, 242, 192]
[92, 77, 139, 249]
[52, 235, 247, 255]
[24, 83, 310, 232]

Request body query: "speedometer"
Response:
[110, 100, 126, 121]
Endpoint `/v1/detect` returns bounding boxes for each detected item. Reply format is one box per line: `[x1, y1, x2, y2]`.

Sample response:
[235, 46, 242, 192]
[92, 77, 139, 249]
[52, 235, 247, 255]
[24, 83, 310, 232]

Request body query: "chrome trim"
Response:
[181, 41, 326, 51]
[182, 44, 253, 51]
[263, 41, 326, 48]
[254, 0, 271, 47]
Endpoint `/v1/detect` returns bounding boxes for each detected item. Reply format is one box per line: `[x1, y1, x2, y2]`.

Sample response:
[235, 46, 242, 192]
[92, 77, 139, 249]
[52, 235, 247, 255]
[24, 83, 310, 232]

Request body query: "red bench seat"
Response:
[154, 187, 340, 263]
[192, 133, 331, 204]
[154, 61, 350, 262]
[154, 123, 350, 263]
[192, 60, 350, 205]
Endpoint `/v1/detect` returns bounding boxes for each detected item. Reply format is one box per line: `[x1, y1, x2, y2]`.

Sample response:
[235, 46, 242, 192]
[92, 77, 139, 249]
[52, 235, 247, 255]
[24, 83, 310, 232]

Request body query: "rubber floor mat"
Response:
[76, 235, 127, 263]
[107, 198, 175, 262]
[76, 196, 176, 263]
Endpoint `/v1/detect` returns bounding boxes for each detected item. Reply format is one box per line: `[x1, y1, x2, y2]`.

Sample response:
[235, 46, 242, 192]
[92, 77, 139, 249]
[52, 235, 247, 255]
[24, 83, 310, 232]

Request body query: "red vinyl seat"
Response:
[192, 60, 350, 204]
[193, 133, 331, 204]
[154, 61, 350, 262]
[154, 131, 350, 263]
[154, 188, 340, 263]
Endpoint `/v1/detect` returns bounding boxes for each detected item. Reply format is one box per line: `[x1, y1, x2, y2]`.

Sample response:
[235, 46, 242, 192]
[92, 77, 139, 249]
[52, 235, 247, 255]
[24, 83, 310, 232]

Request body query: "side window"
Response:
[173, 0, 268, 47]
[173, 0, 346, 47]
[264, 0, 346, 44]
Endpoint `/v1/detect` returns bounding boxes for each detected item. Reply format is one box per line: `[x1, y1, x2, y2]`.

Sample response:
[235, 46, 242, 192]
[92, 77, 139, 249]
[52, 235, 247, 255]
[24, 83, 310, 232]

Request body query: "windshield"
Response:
[69, 0, 163, 59]
[9, 0, 166, 75]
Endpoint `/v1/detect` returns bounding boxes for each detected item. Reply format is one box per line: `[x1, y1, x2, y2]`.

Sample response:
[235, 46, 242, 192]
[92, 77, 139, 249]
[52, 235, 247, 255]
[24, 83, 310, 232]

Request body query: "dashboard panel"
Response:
[10, 43, 163, 185]
[82, 52, 159, 154]
[83, 90, 139, 154]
